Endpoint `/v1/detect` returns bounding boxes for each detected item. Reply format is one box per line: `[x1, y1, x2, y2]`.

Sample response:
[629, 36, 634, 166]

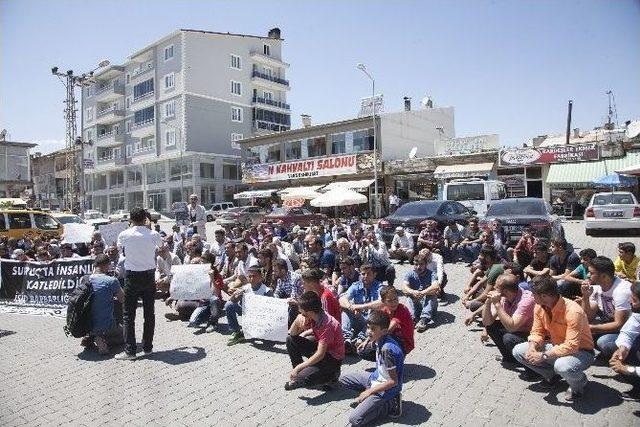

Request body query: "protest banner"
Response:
[98, 222, 129, 246]
[242, 294, 288, 342]
[63, 223, 95, 244]
[169, 264, 212, 300]
[0, 257, 94, 308]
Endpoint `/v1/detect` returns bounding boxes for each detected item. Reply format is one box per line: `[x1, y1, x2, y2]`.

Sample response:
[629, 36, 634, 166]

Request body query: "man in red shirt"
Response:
[286, 291, 345, 390]
[301, 268, 342, 322]
[357, 286, 415, 360]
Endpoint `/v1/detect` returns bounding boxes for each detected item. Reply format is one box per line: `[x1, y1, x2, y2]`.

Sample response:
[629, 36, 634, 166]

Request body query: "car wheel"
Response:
[206, 215, 213, 222]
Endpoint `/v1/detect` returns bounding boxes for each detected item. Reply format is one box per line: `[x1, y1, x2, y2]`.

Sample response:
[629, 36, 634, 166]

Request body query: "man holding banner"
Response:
[115, 208, 163, 360]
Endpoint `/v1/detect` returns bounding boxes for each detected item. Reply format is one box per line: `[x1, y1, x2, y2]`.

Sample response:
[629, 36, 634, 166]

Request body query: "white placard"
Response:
[169, 264, 212, 300]
[242, 293, 288, 342]
[98, 222, 129, 246]
[62, 223, 95, 244]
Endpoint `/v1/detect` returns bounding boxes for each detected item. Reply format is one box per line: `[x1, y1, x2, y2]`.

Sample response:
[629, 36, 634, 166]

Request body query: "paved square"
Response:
[0, 221, 638, 426]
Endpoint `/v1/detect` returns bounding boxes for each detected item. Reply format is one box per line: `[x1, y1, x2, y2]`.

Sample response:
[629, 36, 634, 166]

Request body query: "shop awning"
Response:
[233, 189, 276, 200]
[433, 162, 494, 179]
[278, 185, 323, 200]
[547, 152, 640, 186]
[616, 163, 640, 176]
[321, 179, 375, 192]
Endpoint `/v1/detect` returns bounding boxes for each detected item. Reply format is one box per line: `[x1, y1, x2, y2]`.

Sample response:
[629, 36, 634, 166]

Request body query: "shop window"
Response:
[307, 137, 326, 158]
[526, 167, 542, 180]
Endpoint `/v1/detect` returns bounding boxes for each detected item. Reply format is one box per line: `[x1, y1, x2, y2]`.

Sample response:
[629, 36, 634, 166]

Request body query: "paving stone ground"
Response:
[0, 221, 639, 426]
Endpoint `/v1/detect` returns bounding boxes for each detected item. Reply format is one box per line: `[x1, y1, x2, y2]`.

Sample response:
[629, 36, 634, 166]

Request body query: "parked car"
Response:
[108, 210, 129, 222]
[217, 206, 266, 228]
[584, 191, 640, 235]
[482, 197, 563, 244]
[206, 202, 235, 222]
[83, 210, 111, 228]
[378, 200, 474, 245]
[51, 212, 86, 225]
[263, 207, 327, 228]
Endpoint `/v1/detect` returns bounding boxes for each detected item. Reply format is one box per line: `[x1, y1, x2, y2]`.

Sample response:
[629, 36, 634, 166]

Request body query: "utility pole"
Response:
[51, 60, 108, 214]
[565, 100, 573, 145]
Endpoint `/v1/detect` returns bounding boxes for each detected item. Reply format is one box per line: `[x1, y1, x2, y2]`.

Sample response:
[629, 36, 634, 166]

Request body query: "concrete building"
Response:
[81, 28, 290, 214]
[31, 148, 83, 209]
[0, 137, 36, 200]
[238, 105, 455, 215]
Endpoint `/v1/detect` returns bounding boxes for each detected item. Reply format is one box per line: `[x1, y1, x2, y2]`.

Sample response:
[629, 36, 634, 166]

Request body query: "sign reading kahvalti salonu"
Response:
[243, 154, 357, 183]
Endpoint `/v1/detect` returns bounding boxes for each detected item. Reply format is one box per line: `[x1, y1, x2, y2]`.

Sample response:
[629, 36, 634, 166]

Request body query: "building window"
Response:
[352, 128, 374, 152]
[126, 73, 130, 84]
[267, 144, 281, 163]
[126, 121, 132, 132]
[133, 78, 154, 100]
[263, 44, 271, 56]
[331, 133, 346, 154]
[285, 140, 301, 160]
[230, 54, 241, 69]
[307, 137, 327, 158]
[164, 73, 175, 90]
[134, 106, 154, 126]
[164, 45, 174, 61]
[126, 96, 132, 109]
[146, 162, 166, 184]
[86, 86, 93, 97]
[231, 106, 243, 122]
[200, 163, 215, 179]
[165, 129, 176, 147]
[169, 159, 192, 181]
[231, 80, 242, 96]
[134, 137, 155, 153]
[164, 100, 175, 118]
[125, 145, 132, 157]
[127, 167, 143, 186]
[231, 133, 243, 150]
[86, 107, 94, 121]
[223, 163, 239, 180]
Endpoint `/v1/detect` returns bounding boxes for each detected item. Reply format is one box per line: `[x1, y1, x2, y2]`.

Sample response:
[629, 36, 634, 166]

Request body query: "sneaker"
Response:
[284, 380, 302, 391]
[205, 324, 217, 333]
[187, 322, 200, 328]
[227, 331, 245, 346]
[114, 352, 136, 361]
[563, 387, 583, 402]
[389, 393, 402, 418]
[143, 349, 152, 355]
[80, 336, 94, 348]
[622, 387, 640, 400]
[415, 318, 429, 333]
[344, 340, 357, 355]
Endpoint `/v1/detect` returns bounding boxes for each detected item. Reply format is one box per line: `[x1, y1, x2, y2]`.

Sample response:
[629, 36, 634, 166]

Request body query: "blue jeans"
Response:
[513, 342, 595, 393]
[461, 243, 481, 263]
[339, 371, 392, 426]
[342, 310, 367, 341]
[224, 300, 243, 333]
[595, 333, 619, 359]
[189, 296, 221, 326]
[405, 294, 438, 322]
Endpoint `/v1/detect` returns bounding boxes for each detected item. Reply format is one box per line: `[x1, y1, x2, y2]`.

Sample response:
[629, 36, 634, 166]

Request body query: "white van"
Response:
[443, 178, 507, 217]
[205, 202, 235, 222]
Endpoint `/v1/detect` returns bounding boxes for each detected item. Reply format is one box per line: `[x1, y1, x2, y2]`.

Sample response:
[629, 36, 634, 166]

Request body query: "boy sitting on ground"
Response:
[339, 310, 405, 425]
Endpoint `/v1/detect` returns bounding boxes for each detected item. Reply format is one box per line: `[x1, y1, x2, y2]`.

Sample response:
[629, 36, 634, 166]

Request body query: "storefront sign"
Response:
[242, 154, 358, 183]
[499, 143, 599, 167]
[443, 134, 499, 155]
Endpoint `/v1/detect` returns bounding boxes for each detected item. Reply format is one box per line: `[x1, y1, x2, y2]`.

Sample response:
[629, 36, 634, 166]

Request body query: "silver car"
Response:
[584, 191, 640, 235]
[217, 206, 266, 228]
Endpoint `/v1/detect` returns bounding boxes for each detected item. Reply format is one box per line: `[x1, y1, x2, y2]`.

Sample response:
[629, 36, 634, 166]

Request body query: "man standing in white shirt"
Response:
[188, 194, 207, 241]
[115, 208, 163, 360]
[389, 227, 414, 265]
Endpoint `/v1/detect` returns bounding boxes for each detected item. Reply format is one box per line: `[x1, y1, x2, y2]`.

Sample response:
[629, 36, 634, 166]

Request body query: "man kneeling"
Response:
[286, 291, 345, 390]
[340, 310, 404, 425]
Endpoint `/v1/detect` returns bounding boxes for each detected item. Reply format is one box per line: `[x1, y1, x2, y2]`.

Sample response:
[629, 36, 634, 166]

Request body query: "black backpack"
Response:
[64, 275, 95, 338]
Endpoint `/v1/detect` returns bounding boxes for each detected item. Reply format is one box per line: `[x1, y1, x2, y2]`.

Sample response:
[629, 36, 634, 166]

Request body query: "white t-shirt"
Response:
[242, 283, 268, 296]
[589, 277, 632, 321]
[391, 233, 414, 251]
[117, 226, 163, 271]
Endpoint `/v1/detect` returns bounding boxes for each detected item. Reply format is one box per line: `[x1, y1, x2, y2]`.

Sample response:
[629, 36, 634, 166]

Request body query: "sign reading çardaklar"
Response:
[243, 154, 357, 183]
[499, 143, 600, 167]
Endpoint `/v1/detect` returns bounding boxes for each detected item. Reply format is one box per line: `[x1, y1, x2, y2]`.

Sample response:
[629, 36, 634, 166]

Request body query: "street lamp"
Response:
[161, 119, 184, 202]
[357, 63, 380, 218]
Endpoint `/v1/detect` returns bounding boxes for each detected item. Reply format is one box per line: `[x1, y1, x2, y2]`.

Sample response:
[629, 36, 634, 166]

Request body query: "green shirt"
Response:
[575, 264, 589, 280]
[486, 263, 505, 286]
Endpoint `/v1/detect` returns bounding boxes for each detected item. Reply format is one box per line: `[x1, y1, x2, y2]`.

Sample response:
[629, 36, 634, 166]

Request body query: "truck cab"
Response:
[443, 178, 507, 217]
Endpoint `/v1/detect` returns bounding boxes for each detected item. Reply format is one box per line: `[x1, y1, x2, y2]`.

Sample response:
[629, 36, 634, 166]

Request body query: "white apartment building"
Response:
[81, 28, 291, 214]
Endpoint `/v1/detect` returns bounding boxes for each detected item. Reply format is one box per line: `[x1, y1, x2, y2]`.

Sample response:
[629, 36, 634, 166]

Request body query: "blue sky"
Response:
[1, 0, 638, 154]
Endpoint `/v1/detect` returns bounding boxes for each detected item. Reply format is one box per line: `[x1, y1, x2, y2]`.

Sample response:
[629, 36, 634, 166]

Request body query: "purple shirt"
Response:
[501, 288, 535, 333]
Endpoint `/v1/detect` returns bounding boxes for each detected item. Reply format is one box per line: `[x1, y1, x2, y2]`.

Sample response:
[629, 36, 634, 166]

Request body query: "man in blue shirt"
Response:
[402, 254, 439, 332]
[340, 310, 404, 424]
[81, 254, 124, 355]
[339, 264, 382, 351]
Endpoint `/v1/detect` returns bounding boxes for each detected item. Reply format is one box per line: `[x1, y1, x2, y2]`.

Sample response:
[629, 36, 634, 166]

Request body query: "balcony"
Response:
[131, 118, 155, 138]
[131, 62, 154, 81]
[95, 82, 124, 101]
[252, 96, 290, 111]
[96, 106, 125, 125]
[133, 90, 154, 104]
[96, 130, 125, 147]
[250, 51, 289, 69]
[254, 120, 290, 133]
[251, 71, 290, 91]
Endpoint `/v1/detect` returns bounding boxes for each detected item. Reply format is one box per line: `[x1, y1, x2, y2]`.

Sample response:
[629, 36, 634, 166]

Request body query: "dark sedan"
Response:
[378, 200, 474, 245]
[482, 198, 564, 244]
[263, 207, 327, 228]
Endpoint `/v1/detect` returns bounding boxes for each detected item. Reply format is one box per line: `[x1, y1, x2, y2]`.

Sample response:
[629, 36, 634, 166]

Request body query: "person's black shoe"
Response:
[344, 340, 357, 355]
[519, 369, 541, 382]
[284, 380, 303, 391]
[622, 387, 640, 400]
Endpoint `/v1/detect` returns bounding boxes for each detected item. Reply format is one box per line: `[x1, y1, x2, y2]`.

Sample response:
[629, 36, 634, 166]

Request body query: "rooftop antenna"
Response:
[605, 90, 618, 130]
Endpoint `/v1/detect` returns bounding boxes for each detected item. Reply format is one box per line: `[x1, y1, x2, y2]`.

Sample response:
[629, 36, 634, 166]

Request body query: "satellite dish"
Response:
[421, 96, 433, 108]
[409, 147, 417, 159]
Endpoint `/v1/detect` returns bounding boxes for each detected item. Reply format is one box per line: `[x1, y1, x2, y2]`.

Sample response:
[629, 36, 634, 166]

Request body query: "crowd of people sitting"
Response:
[9, 204, 640, 425]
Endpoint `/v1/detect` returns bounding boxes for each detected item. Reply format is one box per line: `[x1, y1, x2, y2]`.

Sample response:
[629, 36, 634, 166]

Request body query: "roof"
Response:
[537, 129, 625, 147]
[1, 140, 37, 148]
[546, 151, 640, 186]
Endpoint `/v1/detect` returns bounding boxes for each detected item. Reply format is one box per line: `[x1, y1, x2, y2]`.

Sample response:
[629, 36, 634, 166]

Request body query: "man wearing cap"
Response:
[389, 227, 415, 265]
[188, 194, 206, 241]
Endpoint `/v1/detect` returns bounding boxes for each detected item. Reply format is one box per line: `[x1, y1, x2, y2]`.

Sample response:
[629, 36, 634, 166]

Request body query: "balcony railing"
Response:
[95, 82, 124, 96]
[132, 117, 155, 129]
[252, 96, 290, 110]
[133, 144, 155, 154]
[96, 130, 123, 141]
[132, 62, 154, 79]
[251, 71, 289, 86]
[97, 154, 121, 163]
[254, 120, 290, 133]
[96, 106, 124, 118]
[133, 91, 154, 103]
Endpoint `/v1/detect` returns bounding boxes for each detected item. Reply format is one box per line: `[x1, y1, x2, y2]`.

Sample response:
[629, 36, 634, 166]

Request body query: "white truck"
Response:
[443, 178, 507, 217]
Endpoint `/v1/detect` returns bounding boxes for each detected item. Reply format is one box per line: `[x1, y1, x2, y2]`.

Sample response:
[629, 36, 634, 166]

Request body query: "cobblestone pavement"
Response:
[1, 221, 639, 426]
